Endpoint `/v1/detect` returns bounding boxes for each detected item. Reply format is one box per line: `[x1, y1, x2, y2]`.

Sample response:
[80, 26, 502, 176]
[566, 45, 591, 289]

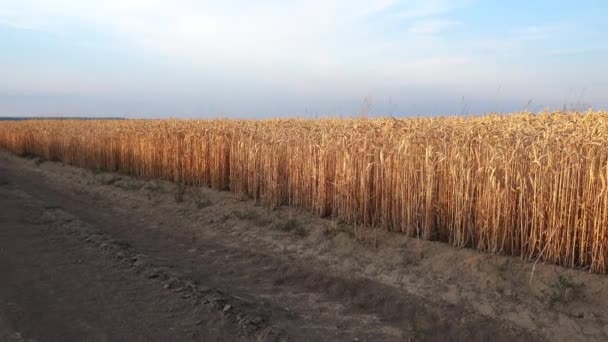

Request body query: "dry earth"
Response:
[0, 149, 607, 341]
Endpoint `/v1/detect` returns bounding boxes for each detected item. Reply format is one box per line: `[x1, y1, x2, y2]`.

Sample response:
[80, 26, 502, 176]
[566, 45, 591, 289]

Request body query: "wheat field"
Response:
[1, 111, 607, 273]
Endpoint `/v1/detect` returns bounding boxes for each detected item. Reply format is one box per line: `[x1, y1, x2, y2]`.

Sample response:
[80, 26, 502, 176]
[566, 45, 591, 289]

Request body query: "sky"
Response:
[1, 0, 607, 118]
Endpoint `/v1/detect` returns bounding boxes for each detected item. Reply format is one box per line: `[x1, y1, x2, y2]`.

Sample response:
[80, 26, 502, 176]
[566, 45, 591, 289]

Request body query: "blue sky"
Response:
[1, 0, 607, 118]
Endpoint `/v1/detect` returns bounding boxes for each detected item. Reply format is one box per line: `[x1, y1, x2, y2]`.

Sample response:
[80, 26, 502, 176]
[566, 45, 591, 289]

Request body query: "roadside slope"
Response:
[2, 150, 604, 340]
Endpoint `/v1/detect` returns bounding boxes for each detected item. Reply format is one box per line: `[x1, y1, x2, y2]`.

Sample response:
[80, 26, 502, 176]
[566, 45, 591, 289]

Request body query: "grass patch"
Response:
[96, 174, 121, 185]
[196, 197, 213, 209]
[274, 218, 306, 237]
[116, 180, 144, 191]
[20, 152, 37, 159]
[34, 156, 46, 166]
[192, 190, 213, 209]
[144, 181, 165, 193]
[544, 275, 584, 306]
[112, 239, 133, 249]
[324, 220, 350, 236]
[233, 209, 258, 220]
[174, 183, 186, 203]
[190, 271, 207, 286]
[233, 209, 272, 226]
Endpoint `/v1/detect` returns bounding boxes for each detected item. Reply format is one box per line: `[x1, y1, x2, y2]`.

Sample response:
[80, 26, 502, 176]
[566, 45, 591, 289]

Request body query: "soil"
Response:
[0, 150, 607, 341]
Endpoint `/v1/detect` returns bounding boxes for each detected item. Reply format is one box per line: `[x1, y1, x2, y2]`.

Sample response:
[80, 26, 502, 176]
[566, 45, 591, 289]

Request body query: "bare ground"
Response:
[0, 150, 607, 341]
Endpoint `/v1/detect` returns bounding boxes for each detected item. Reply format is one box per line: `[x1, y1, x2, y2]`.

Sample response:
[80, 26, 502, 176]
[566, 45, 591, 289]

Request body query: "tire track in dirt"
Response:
[0, 186, 229, 341]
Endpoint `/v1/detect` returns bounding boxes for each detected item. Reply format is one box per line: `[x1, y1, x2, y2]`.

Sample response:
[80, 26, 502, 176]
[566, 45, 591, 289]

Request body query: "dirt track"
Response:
[0, 150, 607, 341]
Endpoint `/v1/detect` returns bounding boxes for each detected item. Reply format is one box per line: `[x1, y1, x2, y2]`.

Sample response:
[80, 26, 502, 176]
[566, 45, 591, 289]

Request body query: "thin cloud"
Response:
[408, 19, 460, 34]
[0, 8, 47, 32]
[512, 25, 555, 41]
[548, 47, 608, 56]
[0, 1, 404, 66]
[398, 0, 471, 18]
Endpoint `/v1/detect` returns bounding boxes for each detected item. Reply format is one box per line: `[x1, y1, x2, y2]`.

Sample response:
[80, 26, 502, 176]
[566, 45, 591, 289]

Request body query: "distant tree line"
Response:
[0, 117, 125, 121]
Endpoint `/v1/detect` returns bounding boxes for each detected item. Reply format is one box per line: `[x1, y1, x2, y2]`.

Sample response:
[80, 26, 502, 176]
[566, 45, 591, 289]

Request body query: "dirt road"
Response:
[0, 150, 606, 341]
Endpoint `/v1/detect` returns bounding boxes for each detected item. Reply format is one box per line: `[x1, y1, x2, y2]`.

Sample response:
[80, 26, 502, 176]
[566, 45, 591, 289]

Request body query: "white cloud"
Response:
[0, 1, 487, 95]
[512, 25, 555, 41]
[548, 47, 607, 56]
[408, 19, 459, 34]
[469, 24, 568, 58]
[0, 0, 404, 67]
[398, 0, 470, 18]
[0, 7, 52, 32]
